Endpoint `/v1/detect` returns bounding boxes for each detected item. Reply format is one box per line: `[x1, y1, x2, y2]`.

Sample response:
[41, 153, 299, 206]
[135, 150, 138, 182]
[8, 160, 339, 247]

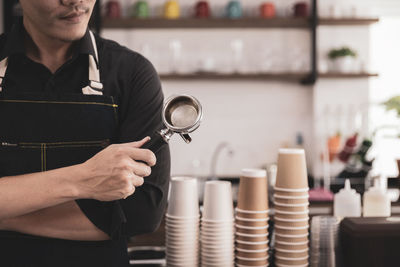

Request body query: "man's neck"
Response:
[23, 18, 76, 74]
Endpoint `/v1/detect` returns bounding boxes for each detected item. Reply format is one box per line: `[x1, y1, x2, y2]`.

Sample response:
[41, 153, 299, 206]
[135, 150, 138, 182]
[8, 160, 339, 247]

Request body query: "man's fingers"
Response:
[127, 136, 150, 148]
[124, 147, 156, 167]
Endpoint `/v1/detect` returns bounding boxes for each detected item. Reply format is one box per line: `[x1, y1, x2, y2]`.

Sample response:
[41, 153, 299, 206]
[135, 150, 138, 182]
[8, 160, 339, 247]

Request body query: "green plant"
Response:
[383, 96, 400, 117]
[328, 47, 357, 59]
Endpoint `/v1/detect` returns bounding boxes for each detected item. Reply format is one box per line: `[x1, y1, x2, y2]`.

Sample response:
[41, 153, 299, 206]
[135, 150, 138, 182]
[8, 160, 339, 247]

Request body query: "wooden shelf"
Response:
[102, 17, 379, 29]
[319, 18, 379, 25]
[102, 18, 310, 29]
[319, 72, 378, 78]
[159, 72, 309, 81]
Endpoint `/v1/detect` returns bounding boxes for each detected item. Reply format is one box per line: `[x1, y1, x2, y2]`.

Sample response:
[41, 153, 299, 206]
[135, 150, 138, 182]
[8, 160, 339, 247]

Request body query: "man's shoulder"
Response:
[95, 34, 153, 71]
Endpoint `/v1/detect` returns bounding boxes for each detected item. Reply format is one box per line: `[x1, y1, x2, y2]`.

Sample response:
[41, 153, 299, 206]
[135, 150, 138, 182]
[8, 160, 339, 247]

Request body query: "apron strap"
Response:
[0, 31, 102, 95]
[0, 57, 8, 92]
[82, 30, 103, 95]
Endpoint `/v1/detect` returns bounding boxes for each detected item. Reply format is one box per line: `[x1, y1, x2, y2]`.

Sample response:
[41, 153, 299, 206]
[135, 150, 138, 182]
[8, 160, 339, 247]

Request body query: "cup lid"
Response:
[241, 168, 267, 178]
[278, 148, 305, 155]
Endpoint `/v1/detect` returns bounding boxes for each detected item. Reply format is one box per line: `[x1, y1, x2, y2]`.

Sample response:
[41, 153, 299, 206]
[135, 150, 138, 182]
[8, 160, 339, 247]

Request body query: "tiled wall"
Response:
[102, 0, 373, 178]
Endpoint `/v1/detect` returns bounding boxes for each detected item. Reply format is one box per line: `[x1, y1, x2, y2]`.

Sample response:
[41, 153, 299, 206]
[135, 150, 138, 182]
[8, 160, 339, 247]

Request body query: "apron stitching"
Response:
[19, 144, 107, 149]
[20, 139, 109, 145]
[0, 99, 118, 108]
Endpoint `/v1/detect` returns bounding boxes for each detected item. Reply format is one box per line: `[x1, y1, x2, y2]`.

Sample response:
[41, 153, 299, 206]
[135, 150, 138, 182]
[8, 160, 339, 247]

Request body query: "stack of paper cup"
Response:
[166, 177, 200, 267]
[235, 169, 270, 267]
[201, 181, 235, 267]
[273, 149, 309, 267]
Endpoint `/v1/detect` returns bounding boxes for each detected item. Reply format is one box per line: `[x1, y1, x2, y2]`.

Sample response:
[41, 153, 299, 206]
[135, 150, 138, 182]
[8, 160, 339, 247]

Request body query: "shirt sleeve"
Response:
[76, 53, 170, 239]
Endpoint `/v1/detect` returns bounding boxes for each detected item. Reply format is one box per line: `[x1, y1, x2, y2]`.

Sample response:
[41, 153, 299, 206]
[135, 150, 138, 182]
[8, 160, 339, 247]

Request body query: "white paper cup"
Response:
[202, 181, 234, 221]
[167, 177, 199, 218]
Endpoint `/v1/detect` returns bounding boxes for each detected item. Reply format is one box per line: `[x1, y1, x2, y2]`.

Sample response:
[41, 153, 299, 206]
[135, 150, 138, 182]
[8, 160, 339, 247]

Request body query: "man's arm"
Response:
[0, 139, 155, 240]
[0, 201, 109, 241]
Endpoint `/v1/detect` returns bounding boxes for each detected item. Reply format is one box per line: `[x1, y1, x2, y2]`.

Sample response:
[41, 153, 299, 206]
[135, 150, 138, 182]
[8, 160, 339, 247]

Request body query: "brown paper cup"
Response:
[236, 232, 269, 242]
[275, 149, 308, 189]
[273, 197, 309, 205]
[275, 257, 308, 265]
[236, 241, 269, 250]
[275, 241, 309, 250]
[275, 249, 309, 259]
[236, 210, 270, 219]
[237, 169, 268, 211]
[274, 227, 309, 236]
[274, 204, 309, 213]
[274, 212, 309, 220]
[274, 192, 309, 198]
[236, 256, 269, 266]
[236, 218, 269, 227]
[274, 233, 308, 243]
[236, 225, 269, 235]
[236, 249, 269, 259]
[274, 218, 309, 228]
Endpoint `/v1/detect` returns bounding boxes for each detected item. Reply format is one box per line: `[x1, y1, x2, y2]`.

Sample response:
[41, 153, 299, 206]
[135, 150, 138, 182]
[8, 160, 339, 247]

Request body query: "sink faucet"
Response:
[209, 142, 235, 180]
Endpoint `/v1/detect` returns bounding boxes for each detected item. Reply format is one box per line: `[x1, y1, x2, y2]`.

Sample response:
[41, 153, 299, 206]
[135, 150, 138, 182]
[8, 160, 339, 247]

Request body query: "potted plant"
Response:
[328, 46, 357, 73]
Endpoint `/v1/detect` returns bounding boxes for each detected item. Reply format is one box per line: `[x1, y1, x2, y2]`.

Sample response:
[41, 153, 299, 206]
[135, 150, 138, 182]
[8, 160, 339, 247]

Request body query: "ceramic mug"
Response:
[260, 2, 275, 18]
[164, 0, 180, 19]
[226, 0, 242, 19]
[134, 0, 149, 18]
[106, 0, 121, 19]
[195, 1, 210, 18]
[294, 2, 308, 17]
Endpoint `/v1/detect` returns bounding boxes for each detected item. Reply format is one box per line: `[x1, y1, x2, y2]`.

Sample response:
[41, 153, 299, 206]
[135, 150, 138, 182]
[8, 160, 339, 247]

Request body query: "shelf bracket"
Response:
[301, 0, 318, 85]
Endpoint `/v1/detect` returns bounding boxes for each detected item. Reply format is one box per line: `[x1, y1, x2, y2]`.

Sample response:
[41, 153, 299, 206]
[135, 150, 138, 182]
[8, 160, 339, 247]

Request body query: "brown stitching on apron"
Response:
[20, 139, 110, 146]
[0, 99, 118, 108]
[110, 96, 119, 124]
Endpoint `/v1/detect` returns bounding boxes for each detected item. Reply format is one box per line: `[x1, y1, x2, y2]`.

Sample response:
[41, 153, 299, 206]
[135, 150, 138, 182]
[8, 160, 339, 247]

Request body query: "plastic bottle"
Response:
[334, 179, 361, 217]
[363, 178, 391, 217]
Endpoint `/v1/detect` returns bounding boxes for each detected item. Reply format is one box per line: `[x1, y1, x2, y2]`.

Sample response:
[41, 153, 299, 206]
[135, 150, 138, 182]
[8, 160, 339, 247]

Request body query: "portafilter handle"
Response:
[141, 128, 174, 153]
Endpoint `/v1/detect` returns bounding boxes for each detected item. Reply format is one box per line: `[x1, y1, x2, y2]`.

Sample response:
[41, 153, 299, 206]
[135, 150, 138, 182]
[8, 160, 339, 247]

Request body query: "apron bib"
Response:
[0, 32, 129, 267]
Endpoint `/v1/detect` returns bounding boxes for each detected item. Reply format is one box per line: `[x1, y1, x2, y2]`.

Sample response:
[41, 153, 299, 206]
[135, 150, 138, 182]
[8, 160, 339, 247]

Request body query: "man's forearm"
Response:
[0, 164, 82, 220]
[0, 201, 109, 241]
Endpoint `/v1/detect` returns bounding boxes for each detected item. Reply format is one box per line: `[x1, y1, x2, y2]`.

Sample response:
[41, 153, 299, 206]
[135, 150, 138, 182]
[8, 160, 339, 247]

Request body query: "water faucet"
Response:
[209, 142, 235, 180]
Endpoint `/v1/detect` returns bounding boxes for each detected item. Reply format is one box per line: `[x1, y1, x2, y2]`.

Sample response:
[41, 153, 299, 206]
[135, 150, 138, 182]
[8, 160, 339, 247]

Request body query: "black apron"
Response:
[0, 31, 129, 267]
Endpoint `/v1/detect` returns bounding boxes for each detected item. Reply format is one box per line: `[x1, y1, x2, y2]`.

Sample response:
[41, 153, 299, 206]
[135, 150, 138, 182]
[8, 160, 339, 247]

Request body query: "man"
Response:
[0, 0, 170, 266]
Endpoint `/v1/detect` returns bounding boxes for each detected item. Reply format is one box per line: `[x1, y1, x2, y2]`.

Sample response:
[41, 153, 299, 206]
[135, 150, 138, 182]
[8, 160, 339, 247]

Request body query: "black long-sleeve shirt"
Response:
[0, 19, 170, 239]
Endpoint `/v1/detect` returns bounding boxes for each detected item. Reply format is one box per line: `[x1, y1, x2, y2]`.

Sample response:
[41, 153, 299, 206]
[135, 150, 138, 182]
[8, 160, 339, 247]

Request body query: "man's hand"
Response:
[76, 137, 156, 201]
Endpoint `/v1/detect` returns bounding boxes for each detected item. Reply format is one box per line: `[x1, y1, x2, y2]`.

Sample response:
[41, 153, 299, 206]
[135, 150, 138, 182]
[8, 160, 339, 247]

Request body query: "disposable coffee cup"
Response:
[236, 241, 269, 251]
[274, 187, 309, 194]
[236, 226, 269, 235]
[274, 233, 308, 243]
[236, 264, 268, 267]
[274, 209, 309, 216]
[236, 217, 269, 227]
[274, 226, 309, 236]
[274, 217, 309, 228]
[235, 256, 269, 266]
[167, 177, 199, 218]
[275, 205, 309, 214]
[275, 254, 309, 262]
[275, 258, 308, 266]
[275, 149, 308, 189]
[202, 181, 234, 221]
[275, 209, 309, 219]
[236, 248, 269, 259]
[237, 169, 268, 211]
[273, 197, 309, 205]
[274, 201, 309, 208]
[275, 248, 309, 257]
[236, 210, 270, 219]
[275, 241, 309, 250]
[236, 232, 269, 242]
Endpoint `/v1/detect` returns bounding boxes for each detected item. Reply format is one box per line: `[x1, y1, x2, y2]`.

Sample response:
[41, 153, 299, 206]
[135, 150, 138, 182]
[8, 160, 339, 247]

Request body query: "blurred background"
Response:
[2, 0, 400, 195]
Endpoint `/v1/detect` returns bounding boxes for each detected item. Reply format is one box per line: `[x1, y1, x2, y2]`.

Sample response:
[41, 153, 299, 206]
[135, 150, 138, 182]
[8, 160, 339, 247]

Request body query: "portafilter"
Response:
[142, 94, 203, 153]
